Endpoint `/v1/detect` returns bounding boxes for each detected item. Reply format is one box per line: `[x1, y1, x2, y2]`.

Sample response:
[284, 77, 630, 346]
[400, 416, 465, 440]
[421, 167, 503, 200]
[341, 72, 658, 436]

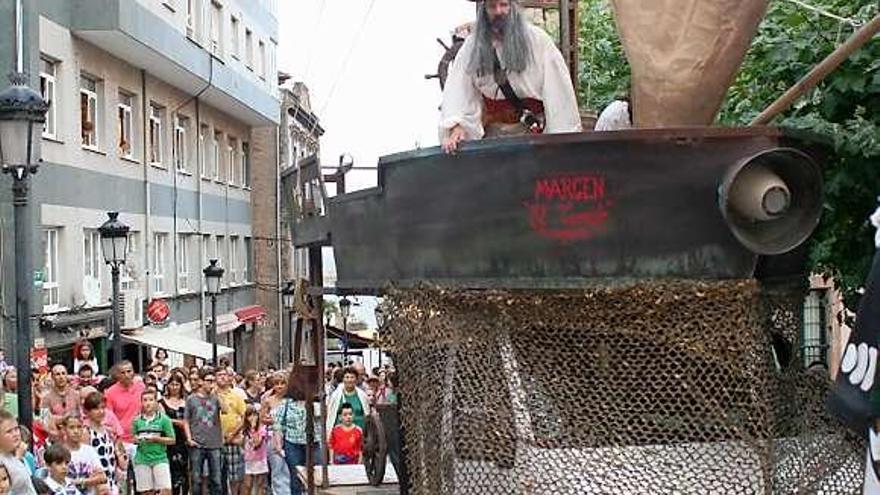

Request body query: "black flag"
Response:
[827, 209, 880, 488]
[828, 249, 880, 431]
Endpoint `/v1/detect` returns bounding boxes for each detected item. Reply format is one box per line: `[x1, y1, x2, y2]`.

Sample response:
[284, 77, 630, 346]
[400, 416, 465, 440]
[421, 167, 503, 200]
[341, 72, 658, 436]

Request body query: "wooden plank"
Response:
[751, 13, 880, 125]
[297, 464, 399, 488]
[560, 0, 573, 83]
[521, 0, 559, 8]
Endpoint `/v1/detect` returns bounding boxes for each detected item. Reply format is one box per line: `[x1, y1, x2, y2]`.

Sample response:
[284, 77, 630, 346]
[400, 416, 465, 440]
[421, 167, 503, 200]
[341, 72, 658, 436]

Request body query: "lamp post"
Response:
[0, 73, 49, 434]
[374, 305, 386, 367]
[203, 259, 224, 365]
[339, 297, 351, 365]
[98, 212, 130, 364]
[281, 281, 295, 365]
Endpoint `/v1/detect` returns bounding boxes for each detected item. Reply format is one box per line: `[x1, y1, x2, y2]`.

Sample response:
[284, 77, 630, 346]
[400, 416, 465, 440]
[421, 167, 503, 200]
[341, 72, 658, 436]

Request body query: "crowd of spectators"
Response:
[0, 345, 397, 495]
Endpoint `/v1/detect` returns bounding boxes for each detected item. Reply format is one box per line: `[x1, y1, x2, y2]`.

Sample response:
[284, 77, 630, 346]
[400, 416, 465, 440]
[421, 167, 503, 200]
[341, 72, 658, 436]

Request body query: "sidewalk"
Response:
[297, 464, 399, 495]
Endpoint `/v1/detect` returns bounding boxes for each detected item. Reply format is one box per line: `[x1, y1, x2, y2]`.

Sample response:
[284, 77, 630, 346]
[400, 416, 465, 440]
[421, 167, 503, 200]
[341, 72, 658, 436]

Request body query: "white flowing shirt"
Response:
[439, 24, 582, 140]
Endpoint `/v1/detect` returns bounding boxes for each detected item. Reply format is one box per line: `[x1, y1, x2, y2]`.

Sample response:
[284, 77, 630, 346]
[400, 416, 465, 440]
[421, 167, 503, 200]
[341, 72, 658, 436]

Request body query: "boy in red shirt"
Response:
[329, 403, 363, 465]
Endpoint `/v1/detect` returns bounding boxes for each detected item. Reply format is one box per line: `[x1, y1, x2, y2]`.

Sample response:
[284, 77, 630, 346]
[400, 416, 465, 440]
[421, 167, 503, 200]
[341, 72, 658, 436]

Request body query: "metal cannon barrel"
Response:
[323, 127, 824, 292]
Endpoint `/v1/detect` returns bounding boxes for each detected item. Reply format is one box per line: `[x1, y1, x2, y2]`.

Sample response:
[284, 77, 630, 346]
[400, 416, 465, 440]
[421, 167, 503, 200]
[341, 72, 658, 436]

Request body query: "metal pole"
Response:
[15, 0, 23, 74]
[211, 294, 218, 365]
[13, 175, 33, 433]
[288, 309, 294, 364]
[342, 317, 348, 365]
[111, 265, 121, 364]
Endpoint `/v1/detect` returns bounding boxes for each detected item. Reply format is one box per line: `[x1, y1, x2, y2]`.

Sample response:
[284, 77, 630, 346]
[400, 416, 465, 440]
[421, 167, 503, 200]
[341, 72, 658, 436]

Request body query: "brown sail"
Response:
[611, 0, 770, 126]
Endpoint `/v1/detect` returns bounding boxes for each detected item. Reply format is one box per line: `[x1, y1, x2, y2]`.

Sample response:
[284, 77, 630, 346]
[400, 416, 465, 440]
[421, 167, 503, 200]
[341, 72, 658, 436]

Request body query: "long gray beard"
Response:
[467, 5, 532, 77]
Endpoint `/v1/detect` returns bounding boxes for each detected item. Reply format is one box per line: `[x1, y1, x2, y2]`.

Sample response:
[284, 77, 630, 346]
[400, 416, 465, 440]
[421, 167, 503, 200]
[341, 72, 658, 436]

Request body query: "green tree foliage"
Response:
[577, 1, 629, 110]
[577, 0, 880, 303]
[323, 299, 339, 320]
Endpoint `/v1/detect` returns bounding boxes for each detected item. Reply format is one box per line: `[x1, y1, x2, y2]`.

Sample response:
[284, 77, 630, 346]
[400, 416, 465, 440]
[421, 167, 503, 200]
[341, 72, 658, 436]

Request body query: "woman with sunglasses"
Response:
[159, 375, 189, 495]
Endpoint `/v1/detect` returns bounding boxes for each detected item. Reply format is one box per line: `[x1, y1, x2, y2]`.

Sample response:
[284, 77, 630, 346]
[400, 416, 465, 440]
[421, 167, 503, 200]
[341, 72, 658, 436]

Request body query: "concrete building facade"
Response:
[252, 80, 324, 367]
[0, 0, 280, 371]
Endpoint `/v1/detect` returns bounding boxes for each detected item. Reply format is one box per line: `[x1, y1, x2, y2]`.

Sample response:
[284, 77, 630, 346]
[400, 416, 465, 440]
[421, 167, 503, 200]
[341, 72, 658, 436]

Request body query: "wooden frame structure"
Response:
[521, 0, 580, 85]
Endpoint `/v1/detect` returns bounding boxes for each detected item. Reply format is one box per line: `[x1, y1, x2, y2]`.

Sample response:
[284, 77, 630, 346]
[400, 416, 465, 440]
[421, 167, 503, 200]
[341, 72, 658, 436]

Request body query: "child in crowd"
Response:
[131, 390, 175, 495]
[82, 391, 123, 495]
[75, 365, 100, 388]
[329, 403, 363, 465]
[242, 406, 268, 495]
[0, 464, 10, 495]
[73, 342, 99, 376]
[60, 414, 107, 495]
[44, 443, 82, 495]
[16, 426, 37, 476]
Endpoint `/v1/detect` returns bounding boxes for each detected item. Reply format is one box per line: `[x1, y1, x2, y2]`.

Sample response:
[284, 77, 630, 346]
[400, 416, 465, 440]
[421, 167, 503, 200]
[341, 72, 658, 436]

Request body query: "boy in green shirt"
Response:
[131, 389, 175, 494]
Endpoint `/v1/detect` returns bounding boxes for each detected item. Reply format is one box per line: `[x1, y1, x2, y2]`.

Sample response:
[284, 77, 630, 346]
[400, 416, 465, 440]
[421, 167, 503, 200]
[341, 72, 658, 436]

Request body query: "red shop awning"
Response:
[235, 305, 267, 324]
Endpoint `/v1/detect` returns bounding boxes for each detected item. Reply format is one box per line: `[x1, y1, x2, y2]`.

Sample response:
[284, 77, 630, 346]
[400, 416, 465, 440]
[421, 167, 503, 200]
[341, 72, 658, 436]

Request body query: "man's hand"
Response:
[442, 125, 466, 154]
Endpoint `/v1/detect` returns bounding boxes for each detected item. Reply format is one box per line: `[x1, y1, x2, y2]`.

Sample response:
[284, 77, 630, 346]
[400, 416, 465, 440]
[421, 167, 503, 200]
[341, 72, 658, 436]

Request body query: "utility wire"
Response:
[302, 0, 328, 83]
[317, 0, 379, 119]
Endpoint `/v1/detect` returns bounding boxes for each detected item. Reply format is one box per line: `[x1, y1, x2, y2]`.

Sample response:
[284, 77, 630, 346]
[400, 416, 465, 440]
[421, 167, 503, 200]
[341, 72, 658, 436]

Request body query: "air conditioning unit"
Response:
[120, 289, 143, 330]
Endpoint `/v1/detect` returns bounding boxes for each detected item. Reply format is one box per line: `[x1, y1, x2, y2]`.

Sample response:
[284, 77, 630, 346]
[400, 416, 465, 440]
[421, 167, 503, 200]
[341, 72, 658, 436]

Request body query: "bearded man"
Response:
[440, 0, 582, 153]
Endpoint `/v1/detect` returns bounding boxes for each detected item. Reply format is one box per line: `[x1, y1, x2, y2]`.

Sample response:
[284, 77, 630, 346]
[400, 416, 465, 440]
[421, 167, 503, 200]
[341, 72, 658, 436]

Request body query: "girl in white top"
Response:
[73, 342, 99, 376]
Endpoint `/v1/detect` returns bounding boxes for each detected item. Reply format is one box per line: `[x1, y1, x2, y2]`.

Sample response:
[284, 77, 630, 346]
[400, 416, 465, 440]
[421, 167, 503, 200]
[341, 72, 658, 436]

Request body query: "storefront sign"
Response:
[146, 298, 171, 325]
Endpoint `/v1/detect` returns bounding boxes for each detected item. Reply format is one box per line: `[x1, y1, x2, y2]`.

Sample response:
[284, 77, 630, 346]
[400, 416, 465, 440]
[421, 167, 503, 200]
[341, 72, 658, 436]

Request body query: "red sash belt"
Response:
[482, 96, 545, 126]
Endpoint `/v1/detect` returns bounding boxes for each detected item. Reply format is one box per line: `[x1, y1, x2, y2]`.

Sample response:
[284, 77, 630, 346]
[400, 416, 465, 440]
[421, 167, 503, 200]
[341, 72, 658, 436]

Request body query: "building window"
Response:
[118, 92, 134, 158]
[227, 137, 238, 185]
[243, 237, 251, 282]
[177, 234, 190, 292]
[257, 40, 266, 79]
[83, 230, 102, 281]
[210, 1, 222, 56]
[268, 40, 277, 89]
[121, 231, 138, 291]
[241, 141, 250, 188]
[153, 233, 168, 295]
[213, 131, 222, 180]
[43, 229, 60, 311]
[201, 234, 212, 289]
[230, 16, 240, 59]
[39, 57, 57, 139]
[229, 236, 239, 283]
[245, 29, 254, 70]
[149, 103, 165, 167]
[174, 115, 190, 172]
[80, 74, 100, 149]
[199, 124, 209, 178]
[217, 235, 226, 287]
[803, 289, 829, 368]
[186, 0, 195, 33]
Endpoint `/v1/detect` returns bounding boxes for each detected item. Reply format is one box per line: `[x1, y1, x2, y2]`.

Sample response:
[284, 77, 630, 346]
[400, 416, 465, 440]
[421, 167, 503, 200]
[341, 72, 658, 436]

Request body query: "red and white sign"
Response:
[146, 298, 171, 325]
[31, 347, 48, 374]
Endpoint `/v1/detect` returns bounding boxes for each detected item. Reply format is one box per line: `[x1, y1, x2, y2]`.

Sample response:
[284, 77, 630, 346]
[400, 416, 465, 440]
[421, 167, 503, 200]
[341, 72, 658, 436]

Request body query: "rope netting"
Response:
[385, 280, 864, 494]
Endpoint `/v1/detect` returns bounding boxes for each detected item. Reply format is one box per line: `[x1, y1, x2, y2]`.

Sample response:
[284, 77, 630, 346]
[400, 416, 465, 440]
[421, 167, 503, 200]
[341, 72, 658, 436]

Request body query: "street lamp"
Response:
[281, 281, 296, 364]
[374, 305, 386, 367]
[98, 212, 129, 364]
[203, 259, 224, 365]
[339, 297, 351, 365]
[0, 73, 49, 434]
